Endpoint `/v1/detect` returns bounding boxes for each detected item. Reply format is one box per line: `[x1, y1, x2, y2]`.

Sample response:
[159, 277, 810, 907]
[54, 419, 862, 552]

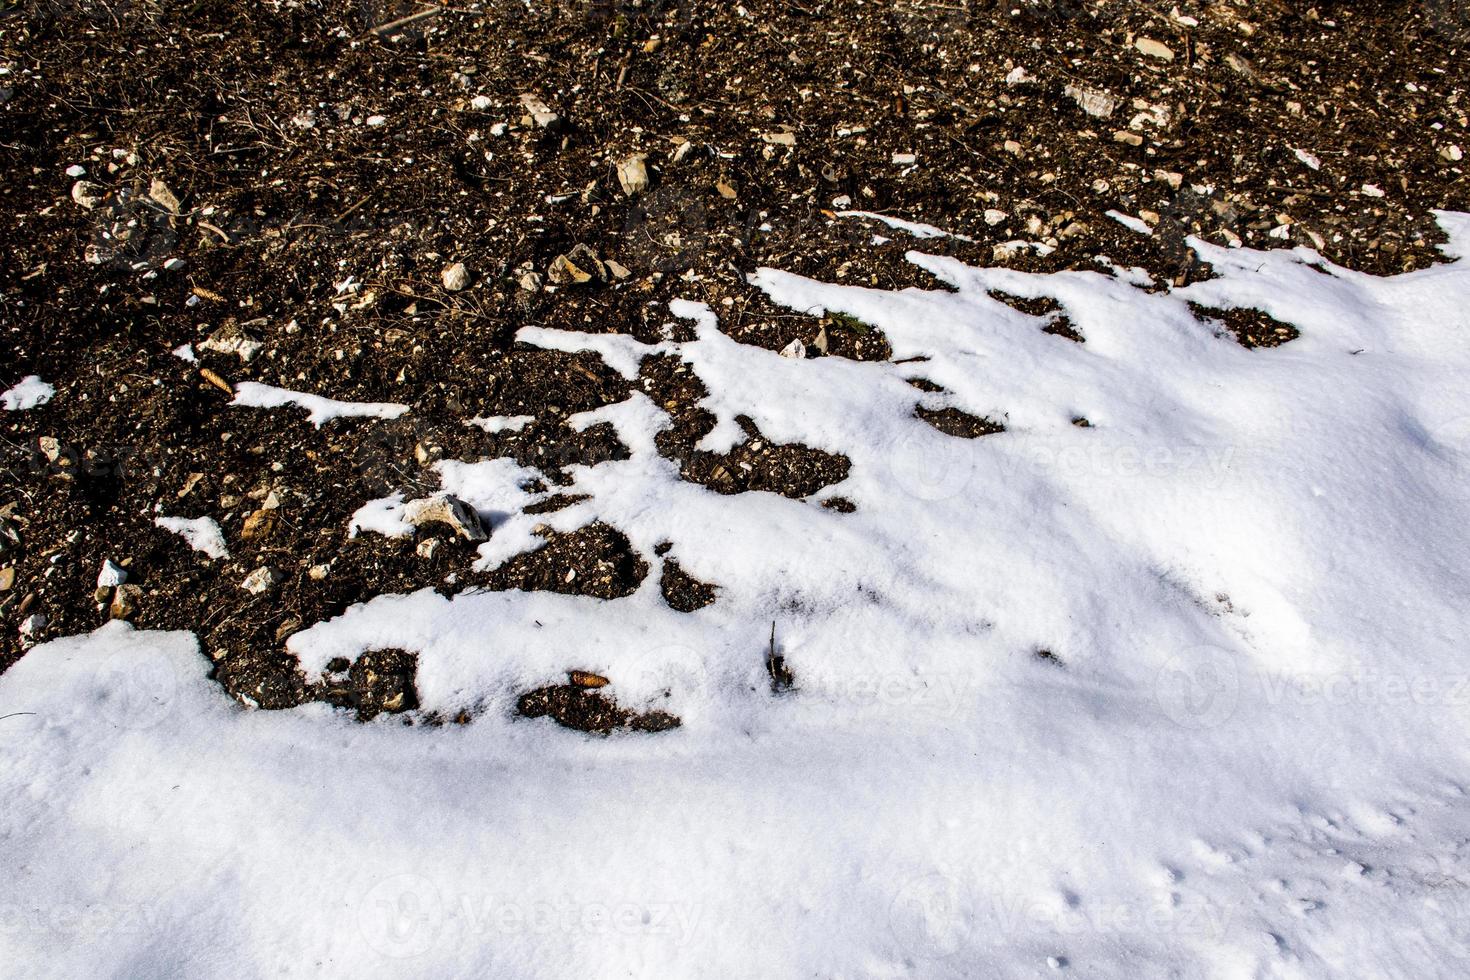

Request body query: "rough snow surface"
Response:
[7, 214, 1470, 977]
[231, 381, 408, 426]
[1, 375, 54, 410]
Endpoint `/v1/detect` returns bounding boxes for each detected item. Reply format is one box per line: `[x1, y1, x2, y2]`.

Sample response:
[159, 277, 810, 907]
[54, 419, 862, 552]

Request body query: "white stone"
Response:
[241, 567, 283, 594]
[441, 262, 471, 291]
[71, 180, 104, 210]
[1064, 84, 1116, 119]
[616, 154, 650, 196]
[403, 494, 488, 542]
[1135, 38, 1174, 61]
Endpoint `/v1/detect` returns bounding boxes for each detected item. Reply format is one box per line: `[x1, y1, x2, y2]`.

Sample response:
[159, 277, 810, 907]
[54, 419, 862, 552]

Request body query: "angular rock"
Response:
[1135, 37, 1174, 61]
[240, 508, 277, 542]
[97, 560, 128, 588]
[19, 612, 46, 646]
[519, 93, 560, 128]
[71, 180, 104, 210]
[199, 321, 263, 363]
[241, 566, 283, 594]
[110, 584, 143, 620]
[441, 262, 471, 291]
[546, 244, 607, 286]
[616, 153, 650, 197]
[403, 493, 488, 542]
[1064, 84, 1116, 119]
[148, 178, 181, 214]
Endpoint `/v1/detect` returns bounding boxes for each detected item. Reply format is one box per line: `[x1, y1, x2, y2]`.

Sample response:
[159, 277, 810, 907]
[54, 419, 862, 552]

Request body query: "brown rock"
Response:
[110, 584, 143, 620]
[241, 508, 277, 542]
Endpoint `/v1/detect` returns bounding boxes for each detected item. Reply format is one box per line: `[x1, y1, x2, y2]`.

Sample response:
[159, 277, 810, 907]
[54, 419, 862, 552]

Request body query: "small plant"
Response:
[766, 621, 795, 694]
[827, 311, 872, 335]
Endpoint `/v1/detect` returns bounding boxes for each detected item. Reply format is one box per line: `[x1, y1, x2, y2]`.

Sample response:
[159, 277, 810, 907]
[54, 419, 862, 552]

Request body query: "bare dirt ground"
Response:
[2, 0, 1466, 726]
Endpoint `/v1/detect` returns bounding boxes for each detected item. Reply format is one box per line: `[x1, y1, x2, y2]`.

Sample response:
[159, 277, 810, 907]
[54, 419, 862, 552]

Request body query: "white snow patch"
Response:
[347, 494, 413, 539]
[153, 516, 229, 559]
[231, 381, 408, 427]
[2, 375, 54, 410]
[10, 214, 1470, 978]
[467, 414, 535, 434]
[348, 458, 542, 542]
[836, 210, 974, 241]
[1107, 209, 1154, 235]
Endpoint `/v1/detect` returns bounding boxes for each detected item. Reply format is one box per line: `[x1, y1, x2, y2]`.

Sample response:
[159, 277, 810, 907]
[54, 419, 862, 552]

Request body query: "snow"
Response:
[231, 381, 409, 426]
[837, 210, 975, 241]
[1107, 209, 1153, 235]
[8, 213, 1470, 977]
[1, 375, 54, 410]
[467, 414, 535, 433]
[153, 516, 230, 559]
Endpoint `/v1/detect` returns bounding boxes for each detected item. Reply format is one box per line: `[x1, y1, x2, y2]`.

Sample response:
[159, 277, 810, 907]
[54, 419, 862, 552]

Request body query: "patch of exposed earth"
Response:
[1, 0, 1466, 724]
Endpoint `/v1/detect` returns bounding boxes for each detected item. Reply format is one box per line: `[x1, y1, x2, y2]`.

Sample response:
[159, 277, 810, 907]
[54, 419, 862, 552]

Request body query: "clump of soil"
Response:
[320, 648, 419, 721]
[659, 558, 718, 612]
[642, 354, 850, 499]
[523, 493, 592, 515]
[989, 292, 1086, 343]
[915, 406, 1007, 438]
[1042, 318, 1086, 344]
[480, 522, 647, 600]
[1191, 304, 1302, 349]
[517, 684, 681, 735]
[217, 646, 419, 718]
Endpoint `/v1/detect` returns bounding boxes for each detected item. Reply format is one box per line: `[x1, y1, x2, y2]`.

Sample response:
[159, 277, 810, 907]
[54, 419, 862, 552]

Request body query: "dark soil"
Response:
[517, 683, 681, 734]
[1, 0, 1466, 721]
[1190, 303, 1301, 349]
[915, 405, 1006, 438]
[659, 557, 717, 612]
